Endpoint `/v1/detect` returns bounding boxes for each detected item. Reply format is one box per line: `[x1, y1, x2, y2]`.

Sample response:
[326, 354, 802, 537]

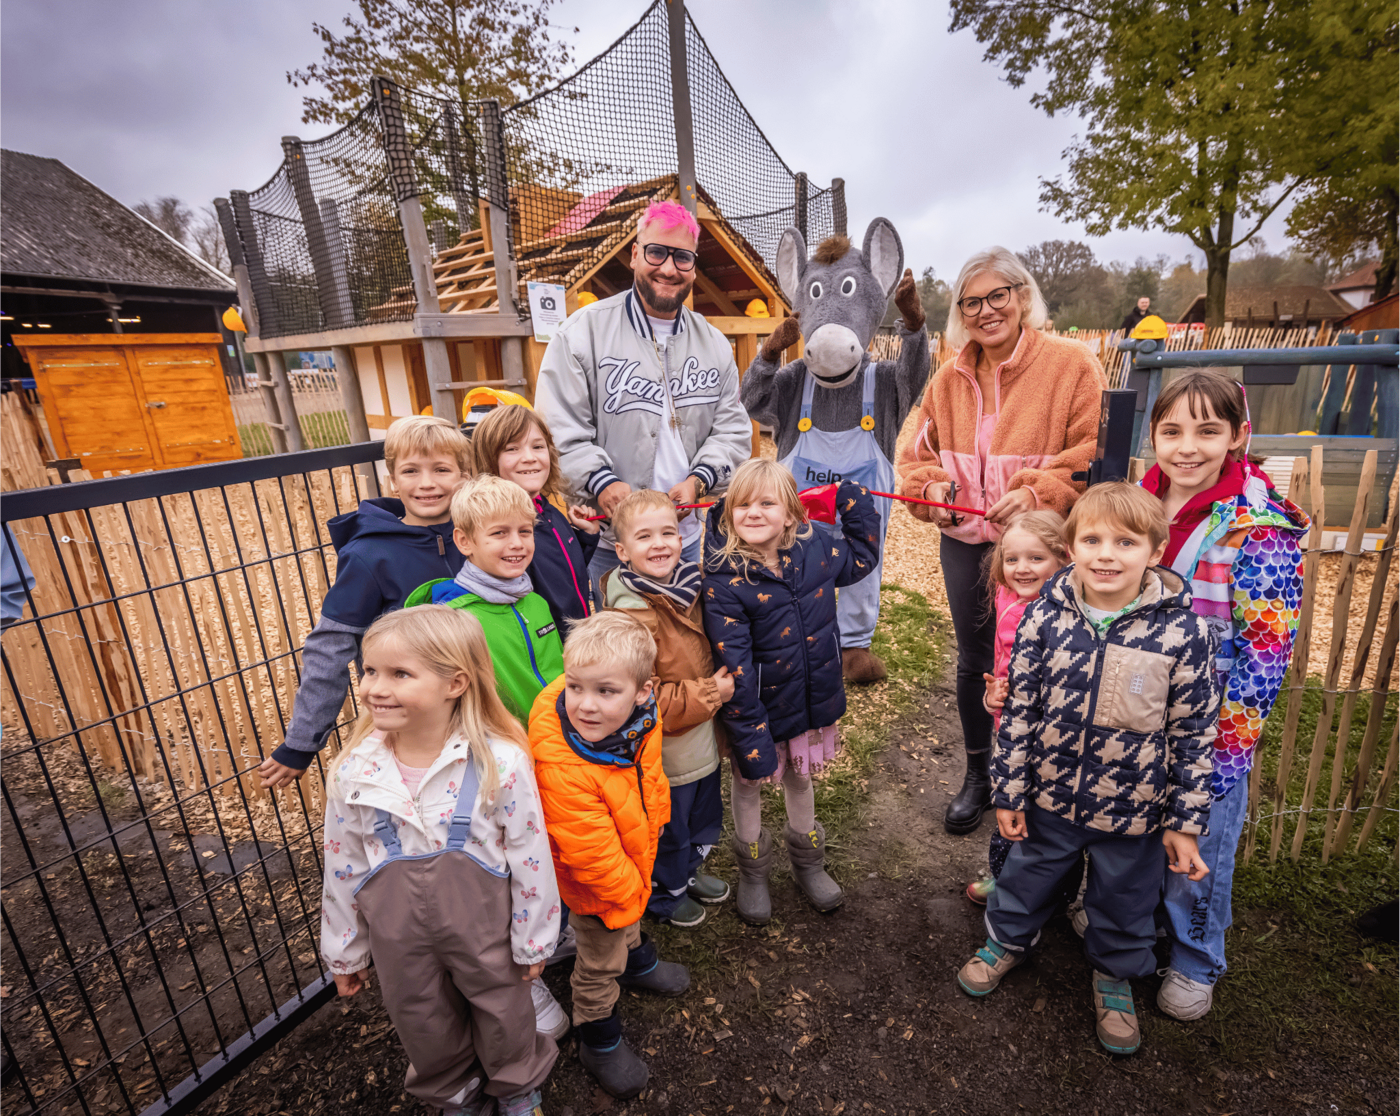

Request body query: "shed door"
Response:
[28, 347, 158, 473]
[130, 346, 241, 467]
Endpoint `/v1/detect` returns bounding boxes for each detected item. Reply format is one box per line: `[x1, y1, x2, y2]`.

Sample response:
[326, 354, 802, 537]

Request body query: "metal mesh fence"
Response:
[0, 444, 384, 1115]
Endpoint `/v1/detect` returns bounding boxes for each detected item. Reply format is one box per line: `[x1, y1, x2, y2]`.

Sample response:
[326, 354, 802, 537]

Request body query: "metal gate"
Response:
[1, 441, 384, 1115]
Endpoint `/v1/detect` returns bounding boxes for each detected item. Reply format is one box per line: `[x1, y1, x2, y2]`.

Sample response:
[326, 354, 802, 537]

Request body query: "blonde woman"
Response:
[897, 247, 1106, 835]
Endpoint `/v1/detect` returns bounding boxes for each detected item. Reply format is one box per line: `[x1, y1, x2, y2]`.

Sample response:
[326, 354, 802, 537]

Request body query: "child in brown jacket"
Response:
[601, 489, 734, 927]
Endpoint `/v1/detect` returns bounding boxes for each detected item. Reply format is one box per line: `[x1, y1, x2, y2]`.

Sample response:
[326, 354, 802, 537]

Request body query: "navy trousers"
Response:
[986, 804, 1164, 981]
[647, 766, 724, 918]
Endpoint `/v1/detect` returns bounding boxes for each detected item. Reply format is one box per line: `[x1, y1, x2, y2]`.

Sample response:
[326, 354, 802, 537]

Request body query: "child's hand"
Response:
[568, 505, 602, 534]
[258, 757, 306, 789]
[333, 969, 370, 997]
[982, 673, 1008, 712]
[713, 665, 735, 703]
[1163, 831, 1210, 881]
[996, 808, 1027, 841]
[521, 960, 546, 982]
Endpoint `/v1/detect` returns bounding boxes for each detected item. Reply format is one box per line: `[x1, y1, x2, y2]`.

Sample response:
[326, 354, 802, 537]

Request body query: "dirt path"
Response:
[194, 662, 1395, 1116]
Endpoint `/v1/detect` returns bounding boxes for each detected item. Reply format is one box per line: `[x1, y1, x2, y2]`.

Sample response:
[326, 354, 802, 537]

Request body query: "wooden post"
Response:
[228, 190, 280, 338]
[1355, 720, 1399, 853]
[831, 178, 847, 238]
[318, 198, 357, 328]
[794, 172, 809, 245]
[282, 137, 354, 329]
[1268, 452, 1319, 862]
[331, 345, 372, 445]
[374, 75, 456, 420]
[275, 352, 307, 453]
[249, 351, 289, 455]
[443, 102, 477, 235]
[666, 0, 699, 218]
[1291, 448, 1378, 860]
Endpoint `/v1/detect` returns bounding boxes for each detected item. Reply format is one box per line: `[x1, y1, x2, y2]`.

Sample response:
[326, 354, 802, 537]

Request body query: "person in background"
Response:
[896, 247, 1106, 836]
[1120, 296, 1155, 332]
[1, 527, 35, 629]
[260, 416, 471, 788]
[534, 200, 752, 592]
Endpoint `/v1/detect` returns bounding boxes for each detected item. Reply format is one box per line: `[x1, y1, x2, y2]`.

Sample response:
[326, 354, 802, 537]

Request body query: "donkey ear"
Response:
[776, 227, 807, 304]
[862, 218, 904, 300]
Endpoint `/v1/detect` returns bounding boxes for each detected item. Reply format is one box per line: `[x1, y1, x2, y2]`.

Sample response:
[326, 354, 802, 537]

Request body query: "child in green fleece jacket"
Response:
[406, 475, 564, 723]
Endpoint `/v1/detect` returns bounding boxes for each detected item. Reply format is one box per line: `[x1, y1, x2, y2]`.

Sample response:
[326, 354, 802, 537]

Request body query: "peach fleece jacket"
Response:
[896, 328, 1107, 543]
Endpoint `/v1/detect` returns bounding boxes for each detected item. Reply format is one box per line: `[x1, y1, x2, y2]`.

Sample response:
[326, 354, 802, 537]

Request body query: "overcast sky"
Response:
[1, 0, 1294, 281]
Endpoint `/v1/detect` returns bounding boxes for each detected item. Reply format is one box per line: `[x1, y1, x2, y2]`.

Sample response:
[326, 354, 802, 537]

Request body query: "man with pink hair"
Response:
[536, 198, 751, 592]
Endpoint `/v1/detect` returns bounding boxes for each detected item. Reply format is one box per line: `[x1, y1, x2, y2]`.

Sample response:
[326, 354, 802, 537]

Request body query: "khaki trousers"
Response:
[356, 851, 558, 1107]
[569, 914, 641, 1024]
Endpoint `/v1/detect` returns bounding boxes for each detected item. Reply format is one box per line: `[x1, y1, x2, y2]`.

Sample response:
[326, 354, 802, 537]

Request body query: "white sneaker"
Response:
[1069, 900, 1088, 939]
[546, 923, 577, 966]
[531, 977, 570, 1039]
[1156, 968, 1214, 1020]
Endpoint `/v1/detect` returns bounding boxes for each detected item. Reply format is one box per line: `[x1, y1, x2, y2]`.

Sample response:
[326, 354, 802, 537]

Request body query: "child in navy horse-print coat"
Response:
[702, 459, 880, 924]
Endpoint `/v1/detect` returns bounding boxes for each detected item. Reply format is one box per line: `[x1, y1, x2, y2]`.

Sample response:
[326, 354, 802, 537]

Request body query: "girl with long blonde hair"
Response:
[320, 605, 562, 1116]
[702, 459, 881, 923]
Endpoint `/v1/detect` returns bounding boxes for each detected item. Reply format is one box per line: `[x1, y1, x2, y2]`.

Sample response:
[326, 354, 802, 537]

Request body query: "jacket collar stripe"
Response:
[626, 287, 686, 342]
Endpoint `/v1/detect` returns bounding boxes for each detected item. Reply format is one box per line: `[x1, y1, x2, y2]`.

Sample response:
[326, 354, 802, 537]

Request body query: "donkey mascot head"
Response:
[776, 218, 905, 389]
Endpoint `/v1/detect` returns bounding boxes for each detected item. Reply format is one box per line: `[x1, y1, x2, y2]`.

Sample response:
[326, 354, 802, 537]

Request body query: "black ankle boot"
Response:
[618, 933, 690, 995]
[944, 747, 992, 835]
[578, 1010, 649, 1098]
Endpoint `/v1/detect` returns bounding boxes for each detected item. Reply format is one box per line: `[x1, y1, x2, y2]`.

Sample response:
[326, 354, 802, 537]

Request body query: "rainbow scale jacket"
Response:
[1158, 472, 1308, 799]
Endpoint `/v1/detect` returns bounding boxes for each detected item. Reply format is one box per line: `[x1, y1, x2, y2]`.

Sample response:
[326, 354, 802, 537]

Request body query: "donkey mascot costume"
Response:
[741, 219, 929, 683]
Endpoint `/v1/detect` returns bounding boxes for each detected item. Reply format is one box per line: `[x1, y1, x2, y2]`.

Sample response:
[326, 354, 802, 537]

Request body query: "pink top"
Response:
[993, 584, 1033, 731]
[394, 756, 429, 799]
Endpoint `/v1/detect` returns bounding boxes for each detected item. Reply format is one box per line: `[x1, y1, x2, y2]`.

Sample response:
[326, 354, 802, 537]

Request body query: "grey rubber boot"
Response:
[731, 829, 773, 925]
[784, 822, 844, 912]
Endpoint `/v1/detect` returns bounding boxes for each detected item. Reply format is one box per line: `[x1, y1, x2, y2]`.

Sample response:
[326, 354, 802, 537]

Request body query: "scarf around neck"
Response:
[556, 688, 658, 762]
[454, 559, 532, 605]
[617, 558, 702, 611]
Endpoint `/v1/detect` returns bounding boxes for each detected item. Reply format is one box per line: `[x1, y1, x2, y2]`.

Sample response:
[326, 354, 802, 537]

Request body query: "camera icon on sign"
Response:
[538, 296, 556, 311]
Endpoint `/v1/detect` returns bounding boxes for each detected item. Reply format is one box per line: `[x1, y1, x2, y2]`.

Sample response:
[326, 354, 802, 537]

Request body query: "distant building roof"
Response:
[1177, 285, 1353, 325]
[1329, 261, 1381, 294]
[1, 149, 233, 294]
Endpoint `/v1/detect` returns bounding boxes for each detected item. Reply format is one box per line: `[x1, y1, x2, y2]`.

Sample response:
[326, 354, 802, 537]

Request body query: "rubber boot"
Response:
[731, 830, 773, 925]
[784, 822, 844, 912]
[577, 1009, 649, 1099]
[617, 933, 689, 996]
[944, 747, 992, 835]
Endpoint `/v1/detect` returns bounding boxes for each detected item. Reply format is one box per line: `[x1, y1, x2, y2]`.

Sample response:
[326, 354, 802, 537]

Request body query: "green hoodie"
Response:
[405, 579, 565, 724]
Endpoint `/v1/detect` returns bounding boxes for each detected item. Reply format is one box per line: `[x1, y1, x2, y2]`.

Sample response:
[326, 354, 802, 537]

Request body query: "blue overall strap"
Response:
[444, 753, 484, 851]
[799, 364, 816, 420]
[373, 809, 404, 858]
[861, 361, 876, 423]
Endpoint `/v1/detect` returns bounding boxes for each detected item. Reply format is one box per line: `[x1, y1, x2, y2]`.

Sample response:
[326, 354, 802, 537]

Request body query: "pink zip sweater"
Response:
[991, 585, 1032, 731]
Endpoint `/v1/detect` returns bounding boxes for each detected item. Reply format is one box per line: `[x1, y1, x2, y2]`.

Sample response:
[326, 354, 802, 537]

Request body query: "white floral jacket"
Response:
[319, 730, 560, 973]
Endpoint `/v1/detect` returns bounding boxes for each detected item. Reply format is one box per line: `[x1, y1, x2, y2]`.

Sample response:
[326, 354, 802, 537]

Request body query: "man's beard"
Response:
[635, 269, 693, 315]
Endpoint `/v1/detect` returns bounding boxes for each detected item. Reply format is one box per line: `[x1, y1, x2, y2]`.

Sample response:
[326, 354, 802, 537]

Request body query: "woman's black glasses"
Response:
[641, 243, 697, 271]
[957, 283, 1022, 317]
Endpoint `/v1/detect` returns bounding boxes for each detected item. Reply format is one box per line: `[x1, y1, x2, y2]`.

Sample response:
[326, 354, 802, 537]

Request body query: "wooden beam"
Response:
[243, 313, 533, 352]
[705, 316, 792, 335]
[12, 332, 224, 348]
[698, 217, 778, 302]
[692, 267, 741, 316]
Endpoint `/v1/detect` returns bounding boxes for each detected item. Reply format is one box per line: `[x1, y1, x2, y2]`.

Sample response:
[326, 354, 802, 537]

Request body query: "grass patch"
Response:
[1209, 676, 1398, 1064]
[238, 411, 352, 457]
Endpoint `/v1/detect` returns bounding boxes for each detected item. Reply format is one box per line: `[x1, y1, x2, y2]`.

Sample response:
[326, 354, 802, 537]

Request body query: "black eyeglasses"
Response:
[957, 283, 1023, 317]
[640, 243, 697, 271]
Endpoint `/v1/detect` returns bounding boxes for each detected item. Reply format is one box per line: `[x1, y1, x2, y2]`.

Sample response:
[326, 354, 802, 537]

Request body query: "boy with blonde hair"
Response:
[406, 474, 563, 722]
[260, 415, 471, 787]
[529, 611, 689, 1099]
[958, 482, 1218, 1056]
[602, 489, 732, 928]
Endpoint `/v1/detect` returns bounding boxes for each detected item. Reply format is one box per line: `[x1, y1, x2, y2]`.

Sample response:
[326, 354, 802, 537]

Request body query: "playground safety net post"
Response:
[0, 443, 385, 1116]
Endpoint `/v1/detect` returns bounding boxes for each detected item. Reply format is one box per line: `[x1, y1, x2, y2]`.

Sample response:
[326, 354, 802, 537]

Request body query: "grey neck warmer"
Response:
[454, 560, 533, 605]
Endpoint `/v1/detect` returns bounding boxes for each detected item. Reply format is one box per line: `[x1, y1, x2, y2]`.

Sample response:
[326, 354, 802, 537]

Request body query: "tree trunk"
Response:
[1201, 209, 1236, 328]
[1373, 186, 1398, 303]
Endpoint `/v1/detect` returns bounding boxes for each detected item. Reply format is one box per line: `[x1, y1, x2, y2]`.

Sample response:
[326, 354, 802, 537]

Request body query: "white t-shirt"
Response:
[647, 315, 701, 547]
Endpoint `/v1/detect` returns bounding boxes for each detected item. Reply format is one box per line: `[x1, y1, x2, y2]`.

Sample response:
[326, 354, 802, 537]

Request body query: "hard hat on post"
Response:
[222, 306, 247, 332]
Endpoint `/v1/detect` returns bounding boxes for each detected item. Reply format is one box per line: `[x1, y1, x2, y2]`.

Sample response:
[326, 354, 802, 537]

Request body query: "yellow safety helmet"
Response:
[575, 292, 599, 310]
[745, 299, 770, 318]
[461, 386, 532, 425]
[1131, 314, 1170, 340]
[222, 306, 247, 332]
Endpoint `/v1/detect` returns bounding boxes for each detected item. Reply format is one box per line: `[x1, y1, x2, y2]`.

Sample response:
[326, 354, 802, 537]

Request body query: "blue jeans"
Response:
[589, 532, 701, 600]
[987, 804, 1163, 981]
[647, 767, 724, 918]
[1161, 775, 1247, 985]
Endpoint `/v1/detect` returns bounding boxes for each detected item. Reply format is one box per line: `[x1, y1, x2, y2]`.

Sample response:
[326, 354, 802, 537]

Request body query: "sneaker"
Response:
[496, 1090, 543, 1116]
[546, 923, 576, 967]
[660, 895, 707, 928]
[1156, 968, 1214, 1020]
[687, 872, 730, 903]
[1069, 900, 1088, 938]
[531, 977, 570, 1040]
[965, 876, 995, 906]
[1092, 971, 1140, 1054]
[956, 938, 1023, 996]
